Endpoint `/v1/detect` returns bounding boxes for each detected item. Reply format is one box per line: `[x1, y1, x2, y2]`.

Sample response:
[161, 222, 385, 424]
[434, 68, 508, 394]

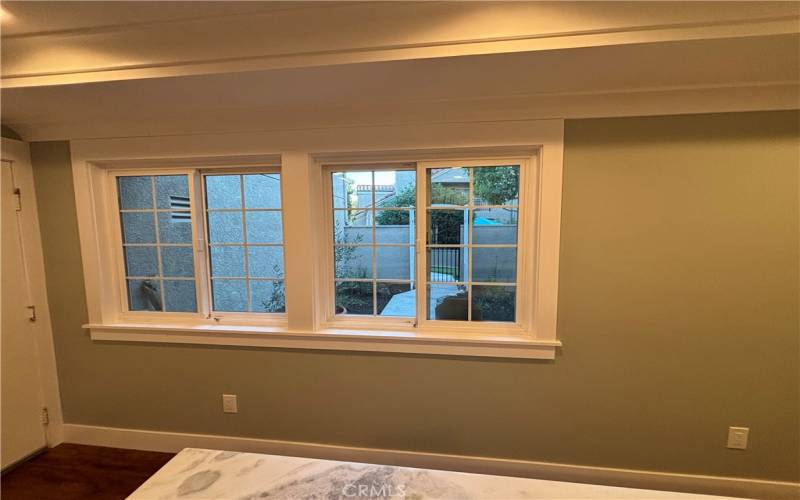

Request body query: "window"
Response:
[78, 126, 563, 359]
[324, 158, 530, 331]
[117, 174, 197, 312]
[425, 165, 519, 322]
[113, 168, 285, 318]
[204, 173, 285, 314]
[330, 168, 416, 318]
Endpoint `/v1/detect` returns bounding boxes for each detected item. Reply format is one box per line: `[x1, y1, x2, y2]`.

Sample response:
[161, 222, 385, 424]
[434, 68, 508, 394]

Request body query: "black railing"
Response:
[430, 247, 461, 281]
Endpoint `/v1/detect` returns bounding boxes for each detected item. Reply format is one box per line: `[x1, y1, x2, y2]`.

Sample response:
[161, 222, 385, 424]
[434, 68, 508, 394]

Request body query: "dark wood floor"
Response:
[1, 443, 174, 500]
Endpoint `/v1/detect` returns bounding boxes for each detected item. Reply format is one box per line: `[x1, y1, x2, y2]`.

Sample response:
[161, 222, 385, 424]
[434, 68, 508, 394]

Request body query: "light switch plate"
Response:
[222, 394, 238, 414]
[727, 426, 749, 449]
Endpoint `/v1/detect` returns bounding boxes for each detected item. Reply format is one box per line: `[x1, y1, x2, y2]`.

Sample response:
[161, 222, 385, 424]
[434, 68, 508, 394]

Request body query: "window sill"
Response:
[84, 323, 560, 359]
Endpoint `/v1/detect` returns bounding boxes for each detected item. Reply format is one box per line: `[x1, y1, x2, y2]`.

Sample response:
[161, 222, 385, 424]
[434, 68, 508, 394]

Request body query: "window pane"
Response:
[472, 247, 517, 283]
[210, 246, 245, 277]
[118, 174, 197, 314]
[163, 280, 197, 312]
[161, 247, 194, 277]
[244, 174, 281, 209]
[376, 210, 413, 244]
[121, 212, 156, 244]
[158, 212, 193, 244]
[428, 168, 469, 206]
[204, 172, 286, 315]
[247, 246, 284, 278]
[472, 285, 516, 322]
[156, 175, 190, 209]
[124, 246, 158, 277]
[427, 247, 464, 282]
[207, 212, 243, 243]
[211, 279, 247, 312]
[205, 175, 242, 209]
[334, 246, 372, 279]
[427, 284, 467, 320]
[376, 246, 413, 280]
[330, 168, 416, 319]
[250, 280, 285, 313]
[246, 211, 283, 244]
[118, 176, 153, 209]
[427, 209, 466, 245]
[333, 210, 372, 244]
[377, 282, 414, 317]
[422, 165, 521, 324]
[377, 171, 416, 208]
[472, 208, 517, 244]
[335, 281, 373, 315]
[332, 171, 372, 209]
[331, 172, 349, 209]
[472, 166, 519, 206]
[373, 170, 402, 208]
[127, 279, 162, 311]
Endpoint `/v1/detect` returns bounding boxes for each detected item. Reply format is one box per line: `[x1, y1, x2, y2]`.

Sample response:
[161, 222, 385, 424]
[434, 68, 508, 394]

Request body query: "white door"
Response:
[1, 158, 47, 468]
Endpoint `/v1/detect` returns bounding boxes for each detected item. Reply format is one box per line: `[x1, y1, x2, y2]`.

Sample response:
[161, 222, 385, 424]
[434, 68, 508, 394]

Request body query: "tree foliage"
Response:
[376, 166, 518, 228]
[472, 166, 519, 205]
[376, 185, 464, 243]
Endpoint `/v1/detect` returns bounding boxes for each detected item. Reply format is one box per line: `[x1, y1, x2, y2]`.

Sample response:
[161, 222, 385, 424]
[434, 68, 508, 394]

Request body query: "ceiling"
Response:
[1, 1, 798, 141]
[0, 2, 334, 37]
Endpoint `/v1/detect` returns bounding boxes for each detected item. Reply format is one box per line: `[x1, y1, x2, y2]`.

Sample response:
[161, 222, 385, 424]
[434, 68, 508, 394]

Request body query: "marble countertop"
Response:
[129, 448, 727, 499]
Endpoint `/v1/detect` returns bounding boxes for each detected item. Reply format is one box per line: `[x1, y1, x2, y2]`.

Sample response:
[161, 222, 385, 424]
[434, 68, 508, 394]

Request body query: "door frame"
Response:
[1, 137, 64, 448]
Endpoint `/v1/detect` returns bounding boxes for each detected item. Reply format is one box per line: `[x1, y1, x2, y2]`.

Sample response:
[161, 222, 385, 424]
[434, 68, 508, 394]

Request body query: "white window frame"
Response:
[103, 162, 287, 326]
[320, 163, 418, 331]
[73, 119, 563, 359]
[417, 157, 534, 336]
[200, 167, 286, 321]
[109, 167, 206, 322]
[319, 156, 538, 338]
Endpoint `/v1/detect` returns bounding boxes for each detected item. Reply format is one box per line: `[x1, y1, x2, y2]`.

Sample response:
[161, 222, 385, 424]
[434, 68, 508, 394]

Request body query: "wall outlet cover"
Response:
[222, 394, 238, 414]
[726, 426, 749, 450]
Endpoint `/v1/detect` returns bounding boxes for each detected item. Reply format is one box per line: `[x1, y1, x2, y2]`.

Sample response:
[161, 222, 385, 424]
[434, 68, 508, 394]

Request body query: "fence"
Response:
[429, 247, 461, 281]
[341, 225, 516, 282]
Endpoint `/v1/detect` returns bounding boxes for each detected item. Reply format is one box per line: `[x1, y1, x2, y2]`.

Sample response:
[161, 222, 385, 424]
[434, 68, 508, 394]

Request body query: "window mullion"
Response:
[192, 170, 211, 319]
[150, 176, 166, 311]
[371, 171, 377, 316]
[466, 167, 474, 322]
[239, 174, 250, 312]
[415, 162, 426, 325]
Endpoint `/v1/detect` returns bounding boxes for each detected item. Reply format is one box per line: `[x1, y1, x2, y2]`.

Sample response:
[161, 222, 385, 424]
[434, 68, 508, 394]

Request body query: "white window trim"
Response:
[72, 120, 563, 359]
[320, 162, 418, 331]
[318, 156, 538, 338]
[81, 157, 288, 328]
[416, 157, 532, 334]
[108, 167, 205, 322]
[199, 167, 286, 321]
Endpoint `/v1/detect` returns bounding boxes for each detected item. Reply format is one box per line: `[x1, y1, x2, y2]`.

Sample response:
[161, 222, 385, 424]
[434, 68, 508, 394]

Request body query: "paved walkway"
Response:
[380, 273, 458, 316]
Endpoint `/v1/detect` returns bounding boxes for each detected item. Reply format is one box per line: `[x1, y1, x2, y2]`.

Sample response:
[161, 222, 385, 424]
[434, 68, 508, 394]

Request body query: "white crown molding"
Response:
[8, 82, 798, 142]
[61, 423, 800, 500]
[2, 2, 798, 88]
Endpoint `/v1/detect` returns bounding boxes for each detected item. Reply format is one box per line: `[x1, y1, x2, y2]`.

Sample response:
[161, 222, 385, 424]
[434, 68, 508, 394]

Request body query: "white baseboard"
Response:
[61, 424, 798, 500]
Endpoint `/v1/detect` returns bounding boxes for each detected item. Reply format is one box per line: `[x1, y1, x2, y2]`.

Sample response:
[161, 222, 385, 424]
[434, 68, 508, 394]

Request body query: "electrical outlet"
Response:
[727, 426, 749, 450]
[222, 394, 238, 414]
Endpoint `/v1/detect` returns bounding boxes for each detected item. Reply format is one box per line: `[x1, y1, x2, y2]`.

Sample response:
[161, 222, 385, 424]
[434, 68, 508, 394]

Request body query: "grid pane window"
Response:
[205, 173, 285, 313]
[331, 169, 416, 317]
[117, 175, 197, 312]
[426, 165, 519, 322]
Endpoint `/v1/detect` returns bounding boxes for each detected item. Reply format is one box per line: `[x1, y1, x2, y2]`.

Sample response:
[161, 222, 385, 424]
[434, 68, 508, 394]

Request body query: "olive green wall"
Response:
[30, 111, 799, 482]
